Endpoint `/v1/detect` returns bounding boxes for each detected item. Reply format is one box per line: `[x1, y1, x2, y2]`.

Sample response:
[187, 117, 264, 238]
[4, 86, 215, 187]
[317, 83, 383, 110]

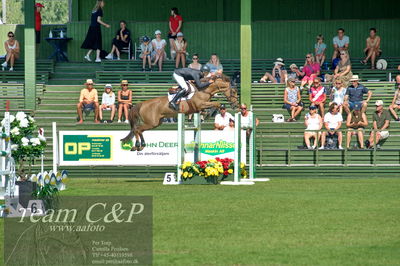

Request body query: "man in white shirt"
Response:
[332, 28, 350, 61]
[320, 103, 343, 149]
[214, 104, 234, 130]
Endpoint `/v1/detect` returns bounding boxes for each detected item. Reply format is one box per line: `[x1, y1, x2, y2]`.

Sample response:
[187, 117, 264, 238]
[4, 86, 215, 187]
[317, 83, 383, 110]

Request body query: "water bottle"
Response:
[49, 30, 53, 38]
[60, 30, 64, 38]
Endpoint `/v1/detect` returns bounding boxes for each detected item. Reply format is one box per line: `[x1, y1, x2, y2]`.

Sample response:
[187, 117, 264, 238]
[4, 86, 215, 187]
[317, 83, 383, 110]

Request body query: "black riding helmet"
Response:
[200, 65, 210, 74]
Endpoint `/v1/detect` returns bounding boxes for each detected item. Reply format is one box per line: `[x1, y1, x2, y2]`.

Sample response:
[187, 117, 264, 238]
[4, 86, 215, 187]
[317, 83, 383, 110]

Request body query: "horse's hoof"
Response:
[137, 146, 144, 151]
[130, 146, 137, 151]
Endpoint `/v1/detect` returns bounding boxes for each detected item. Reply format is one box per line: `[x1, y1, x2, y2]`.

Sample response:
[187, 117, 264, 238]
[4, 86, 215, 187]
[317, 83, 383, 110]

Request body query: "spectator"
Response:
[287, 64, 303, 82]
[151, 30, 167, 71]
[105, 20, 131, 60]
[319, 103, 343, 150]
[240, 103, 260, 139]
[361, 28, 381, 69]
[325, 50, 352, 87]
[346, 109, 368, 149]
[389, 81, 400, 121]
[223, 118, 235, 132]
[314, 34, 326, 67]
[214, 104, 234, 130]
[188, 54, 201, 70]
[283, 78, 303, 122]
[299, 54, 320, 90]
[172, 32, 187, 68]
[1, 31, 20, 71]
[139, 36, 153, 72]
[304, 105, 323, 149]
[168, 7, 183, 60]
[34, 3, 44, 47]
[343, 75, 372, 114]
[332, 28, 349, 61]
[329, 78, 347, 114]
[76, 79, 99, 124]
[99, 84, 116, 123]
[260, 58, 286, 84]
[206, 54, 223, 75]
[366, 100, 390, 149]
[309, 77, 326, 115]
[117, 80, 132, 123]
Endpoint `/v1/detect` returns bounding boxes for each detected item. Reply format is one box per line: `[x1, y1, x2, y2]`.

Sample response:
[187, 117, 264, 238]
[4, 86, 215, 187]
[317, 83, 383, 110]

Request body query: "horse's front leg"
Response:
[199, 101, 221, 110]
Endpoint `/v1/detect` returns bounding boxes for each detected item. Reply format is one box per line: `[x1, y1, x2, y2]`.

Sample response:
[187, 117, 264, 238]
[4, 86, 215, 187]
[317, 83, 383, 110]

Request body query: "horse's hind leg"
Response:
[130, 131, 141, 151]
[136, 119, 163, 151]
[138, 133, 146, 151]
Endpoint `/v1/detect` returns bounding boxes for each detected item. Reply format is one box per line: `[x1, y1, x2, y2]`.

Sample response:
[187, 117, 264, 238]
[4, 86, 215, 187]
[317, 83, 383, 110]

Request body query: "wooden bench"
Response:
[0, 71, 50, 84]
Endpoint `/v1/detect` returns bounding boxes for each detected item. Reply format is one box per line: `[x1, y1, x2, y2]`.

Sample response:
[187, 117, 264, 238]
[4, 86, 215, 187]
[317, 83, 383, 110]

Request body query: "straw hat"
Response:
[349, 75, 360, 81]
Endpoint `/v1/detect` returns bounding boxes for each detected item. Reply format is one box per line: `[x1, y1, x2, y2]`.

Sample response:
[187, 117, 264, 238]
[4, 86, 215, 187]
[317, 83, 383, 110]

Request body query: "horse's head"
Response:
[211, 77, 239, 111]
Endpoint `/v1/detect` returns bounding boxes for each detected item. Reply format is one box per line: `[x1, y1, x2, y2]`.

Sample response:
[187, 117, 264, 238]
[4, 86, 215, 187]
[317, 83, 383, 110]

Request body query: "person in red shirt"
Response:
[308, 77, 326, 115]
[168, 7, 183, 60]
[34, 3, 44, 44]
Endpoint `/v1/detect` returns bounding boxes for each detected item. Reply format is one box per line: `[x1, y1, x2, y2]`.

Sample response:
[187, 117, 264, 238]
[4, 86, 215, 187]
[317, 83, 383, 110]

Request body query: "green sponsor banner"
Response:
[63, 135, 112, 161]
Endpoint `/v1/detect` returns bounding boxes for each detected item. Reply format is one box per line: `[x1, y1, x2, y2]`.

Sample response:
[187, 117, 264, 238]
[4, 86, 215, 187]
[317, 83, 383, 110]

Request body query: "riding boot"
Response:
[169, 89, 186, 111]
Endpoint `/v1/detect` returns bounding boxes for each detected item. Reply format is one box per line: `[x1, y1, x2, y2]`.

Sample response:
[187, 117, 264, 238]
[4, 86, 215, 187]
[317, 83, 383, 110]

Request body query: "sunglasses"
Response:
[192, 58, 198, 60]
[340, 53, 346, 56]
[8, 35, 14, 37]
[240, 107, 247, 110]
[313, 81, 320, 84]
[306, 56, 311, 58]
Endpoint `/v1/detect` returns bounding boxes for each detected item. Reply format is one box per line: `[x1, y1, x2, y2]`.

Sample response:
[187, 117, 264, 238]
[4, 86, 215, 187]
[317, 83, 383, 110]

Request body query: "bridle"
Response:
[214, 79, 239, 110]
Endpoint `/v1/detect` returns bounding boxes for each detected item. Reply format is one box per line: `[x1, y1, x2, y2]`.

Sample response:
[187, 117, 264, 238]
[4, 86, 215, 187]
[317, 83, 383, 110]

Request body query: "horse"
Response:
[121, 76, 239, 151]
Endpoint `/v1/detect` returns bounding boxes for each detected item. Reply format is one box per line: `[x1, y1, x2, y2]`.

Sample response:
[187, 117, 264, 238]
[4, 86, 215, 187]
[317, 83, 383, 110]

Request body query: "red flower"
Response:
[223, 170, 229, 176]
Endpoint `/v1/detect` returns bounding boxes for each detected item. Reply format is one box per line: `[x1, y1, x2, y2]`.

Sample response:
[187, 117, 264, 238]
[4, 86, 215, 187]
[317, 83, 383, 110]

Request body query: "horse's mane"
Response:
[201, 73, 231, 83]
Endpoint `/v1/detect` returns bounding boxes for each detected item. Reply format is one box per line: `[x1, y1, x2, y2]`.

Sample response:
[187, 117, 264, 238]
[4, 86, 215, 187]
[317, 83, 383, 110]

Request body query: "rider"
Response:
[169, 65, 214, 110]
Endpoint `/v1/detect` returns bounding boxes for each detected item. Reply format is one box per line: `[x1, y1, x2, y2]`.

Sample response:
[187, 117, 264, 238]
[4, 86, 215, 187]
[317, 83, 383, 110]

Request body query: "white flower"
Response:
[30, 138, 40, 146]
[11, 144, 18, 151]
[15, 112, 27, 121]
[28, 116, 35, 122]
[19, 118, 29, 128]
[10, 127, 20, 136]
[21, 137, 29, 146]
[38, 134, 46, 142]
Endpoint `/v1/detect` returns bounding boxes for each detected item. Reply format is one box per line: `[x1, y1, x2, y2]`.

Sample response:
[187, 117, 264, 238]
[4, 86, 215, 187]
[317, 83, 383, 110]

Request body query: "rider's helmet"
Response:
[200, 65, 210, 73]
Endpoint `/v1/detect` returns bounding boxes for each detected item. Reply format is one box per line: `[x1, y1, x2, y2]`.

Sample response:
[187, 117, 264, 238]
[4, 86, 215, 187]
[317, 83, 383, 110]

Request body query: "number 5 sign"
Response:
[163, 173, 181, 185]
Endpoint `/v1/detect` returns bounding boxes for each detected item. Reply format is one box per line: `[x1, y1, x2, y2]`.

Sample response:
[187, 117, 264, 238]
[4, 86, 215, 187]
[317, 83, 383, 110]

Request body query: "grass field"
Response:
[1, 177, 400, 265]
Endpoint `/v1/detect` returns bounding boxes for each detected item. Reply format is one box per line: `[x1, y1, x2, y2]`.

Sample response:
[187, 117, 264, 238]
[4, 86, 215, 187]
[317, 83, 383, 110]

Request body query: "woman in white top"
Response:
[304, 105, 323, 149]
[329, 78, 347, 114]
[99, 84, 116, 123]
[2, 31, 20, 71]
[151, 30, 167, 71]
[172, 32, 187, 68]
[188, 54, 202, 70]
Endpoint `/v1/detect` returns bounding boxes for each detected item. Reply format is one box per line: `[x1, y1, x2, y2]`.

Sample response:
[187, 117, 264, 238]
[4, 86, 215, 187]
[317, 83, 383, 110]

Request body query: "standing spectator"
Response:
[105, 20, 131, 60]
[366, 100, 390, 149]
[151, 30, 167, 71]
[299, 54, 320, 90]
[1, 32, 20, 71]
[139, 36, 153, 71]
[188, 54, 202, 70]
[325, 50, 352, 87]
[389, 81, 400, 121]
[99, 84, 116, 123]
[34, 3, 44, 51]
[346, 109, 368, 149]
[214, 104, 234, 130]
[283, 78, 303, 122]
[309, 77, 326, 115]
[332, 28, 349, 61]
[76, 79, 99, 124]
[319, 103, 343, 150]
[329, 78, 347, 114]
[172, 32, 187, 68]
[361, 28, 381, 69]
[168, 7, 183, 60]
[343, 75, 372, 114]
[117, 80, 132, 123]
[314, 34, 326, 67]
[81, 0, 110, 63]
[260, 58, 286, 84]
[240, 103, 260, 139]
[206, 54, 223, 75]
[304, 105, 323, 149]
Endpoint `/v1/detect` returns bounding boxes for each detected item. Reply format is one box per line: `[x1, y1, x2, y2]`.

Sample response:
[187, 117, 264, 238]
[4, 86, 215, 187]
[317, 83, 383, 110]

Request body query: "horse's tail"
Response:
[121, 103, 142, 143]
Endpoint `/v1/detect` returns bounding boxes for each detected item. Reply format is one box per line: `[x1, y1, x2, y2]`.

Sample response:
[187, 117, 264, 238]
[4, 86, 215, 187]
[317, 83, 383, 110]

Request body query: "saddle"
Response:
[168, 81, 196, 96]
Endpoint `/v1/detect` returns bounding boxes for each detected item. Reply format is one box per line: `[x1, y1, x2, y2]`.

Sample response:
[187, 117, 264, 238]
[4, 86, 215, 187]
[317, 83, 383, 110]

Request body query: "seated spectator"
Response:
[283, 78, 303, 122]
[117, 80, 132, 123]
[105, 20, 131, 60]
[172, 32, 187, 68]
[151, 30, 167, 71]
[361, 28, 381, 69]
[304, 105, 323, 149]
[314, 34, 326, 67]
[214, 104, 234, 130]
[299, 54, 320, 90]
[1, 31, 20, 71]
[139, 36, 153, 71]
[240, 103, 260, 139]
[309, 77, 326, 115]
[260, 58, 286, 84]
[332, 28, 349, 61]
[99, 84, 116, 123]
[319, 103, 343, 150]
[389, 81, 400, 121]
[76, 79, 99, 124]
[223, 118, 235, 132]
[329, 78, 347, 114]
[366, 100, 390, 149]
[325, 50, 352, 87]
[287, 64, 303, 82]
[188, 54, 202, 70]
[206, 53, 223, 75]
[346, 109, 368, 149]
[343, 75, 372, 114]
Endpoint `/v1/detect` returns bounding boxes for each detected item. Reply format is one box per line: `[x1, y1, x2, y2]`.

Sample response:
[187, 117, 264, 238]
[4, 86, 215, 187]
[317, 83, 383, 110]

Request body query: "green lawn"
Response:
[1, 177, 400, 265]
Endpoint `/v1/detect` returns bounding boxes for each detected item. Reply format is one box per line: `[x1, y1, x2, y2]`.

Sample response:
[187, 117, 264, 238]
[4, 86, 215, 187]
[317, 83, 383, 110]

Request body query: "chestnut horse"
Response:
[121, 76, 239, 151]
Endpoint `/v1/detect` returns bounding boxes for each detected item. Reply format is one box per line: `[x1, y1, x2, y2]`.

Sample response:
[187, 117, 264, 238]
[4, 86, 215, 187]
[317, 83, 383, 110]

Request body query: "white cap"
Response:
[375, 100, 384, 106]
[155, 30, 161, 35]
[105, 84, 112, 88]
[177, 32, 183, 37]
[86, 79, 94, 84]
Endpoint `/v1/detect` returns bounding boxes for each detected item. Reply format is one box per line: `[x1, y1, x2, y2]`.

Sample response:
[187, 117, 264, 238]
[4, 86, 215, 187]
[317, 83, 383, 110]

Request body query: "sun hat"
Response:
[177, 32, 184, 37]
[274, 58, 285, 66]
[375, 100, 384, 106]
[121, 80, 129, 85]
[85, 79, 94, 84]
[349, 75, 360, 82]
[154, 30, 161, 35]
[105, 84, 112, 89]
[376, 59, 388, 70]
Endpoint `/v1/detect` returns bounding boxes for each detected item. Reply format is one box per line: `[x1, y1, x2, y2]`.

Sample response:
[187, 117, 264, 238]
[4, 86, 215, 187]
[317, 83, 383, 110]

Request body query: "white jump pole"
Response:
[52, 122, 58, 173]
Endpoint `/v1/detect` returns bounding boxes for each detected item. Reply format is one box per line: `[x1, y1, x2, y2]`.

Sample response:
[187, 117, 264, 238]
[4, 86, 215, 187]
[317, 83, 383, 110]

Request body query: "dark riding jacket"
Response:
[174, 68, 210, 89]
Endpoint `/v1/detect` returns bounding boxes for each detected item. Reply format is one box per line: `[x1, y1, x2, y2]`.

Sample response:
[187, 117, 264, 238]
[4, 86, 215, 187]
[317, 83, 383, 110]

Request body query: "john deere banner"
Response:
[59, 130, 246, 166]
